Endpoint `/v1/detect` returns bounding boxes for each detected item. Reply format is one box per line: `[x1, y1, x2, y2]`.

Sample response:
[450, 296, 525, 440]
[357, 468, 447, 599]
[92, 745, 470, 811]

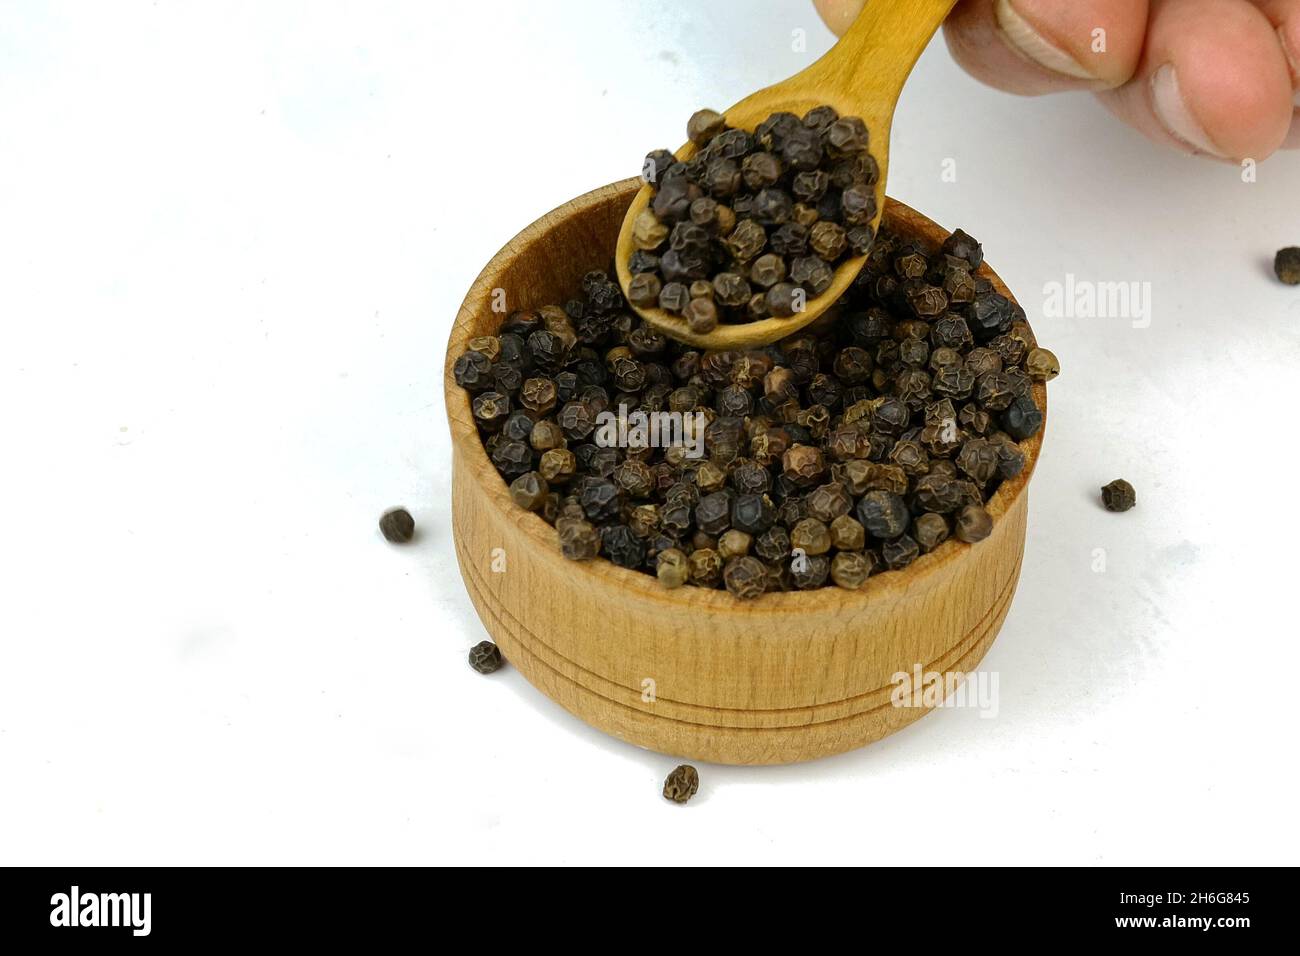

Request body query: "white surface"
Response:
[1, 0, 1298, 867]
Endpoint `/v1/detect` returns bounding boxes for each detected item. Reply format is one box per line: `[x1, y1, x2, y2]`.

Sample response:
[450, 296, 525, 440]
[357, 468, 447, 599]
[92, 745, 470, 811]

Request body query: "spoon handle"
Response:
[798, 0, 957, 114]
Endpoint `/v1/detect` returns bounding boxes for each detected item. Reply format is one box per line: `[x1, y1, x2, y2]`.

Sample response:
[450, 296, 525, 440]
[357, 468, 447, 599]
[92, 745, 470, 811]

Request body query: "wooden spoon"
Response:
[615, 0, 957, 350]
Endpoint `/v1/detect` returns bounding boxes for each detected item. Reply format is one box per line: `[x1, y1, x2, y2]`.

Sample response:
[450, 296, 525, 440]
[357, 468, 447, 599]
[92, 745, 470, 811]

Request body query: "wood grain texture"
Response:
[614, 0, 958, 349]
[445, 177, 1045, 765]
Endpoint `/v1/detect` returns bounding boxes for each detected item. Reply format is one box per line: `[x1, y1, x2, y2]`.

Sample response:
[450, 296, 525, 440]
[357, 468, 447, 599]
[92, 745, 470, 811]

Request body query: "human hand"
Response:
[813, 0, 1299, 160]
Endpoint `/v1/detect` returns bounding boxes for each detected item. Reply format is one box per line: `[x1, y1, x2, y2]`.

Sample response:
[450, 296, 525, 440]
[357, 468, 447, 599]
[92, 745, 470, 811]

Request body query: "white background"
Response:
[2, 0, 1298, 866]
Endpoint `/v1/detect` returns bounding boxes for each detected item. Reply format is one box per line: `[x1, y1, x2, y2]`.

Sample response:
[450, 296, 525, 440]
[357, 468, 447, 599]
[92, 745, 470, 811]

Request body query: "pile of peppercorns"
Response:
[453, 224, 1057, 599]
[625, 107, 879, 333]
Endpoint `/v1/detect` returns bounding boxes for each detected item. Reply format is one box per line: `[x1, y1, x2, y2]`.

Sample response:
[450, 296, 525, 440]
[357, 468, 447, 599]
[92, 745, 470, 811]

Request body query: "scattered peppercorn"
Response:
[379, 507, 415, 543]
[663, 764, 700, 803]
[454, 222, 1046, 597]
[468, 640, 504, 675]
[1274, 247, 1300, 285]
[1101, 479, 1136, 513]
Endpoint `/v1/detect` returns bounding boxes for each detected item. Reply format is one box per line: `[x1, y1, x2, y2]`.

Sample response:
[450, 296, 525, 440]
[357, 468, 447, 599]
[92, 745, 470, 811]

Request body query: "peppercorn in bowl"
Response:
[445, 178, 1047, 764]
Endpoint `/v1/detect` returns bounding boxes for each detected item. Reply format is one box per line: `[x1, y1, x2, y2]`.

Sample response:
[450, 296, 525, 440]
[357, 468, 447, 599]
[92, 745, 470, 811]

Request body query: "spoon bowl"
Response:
[616, 0, 956, 348]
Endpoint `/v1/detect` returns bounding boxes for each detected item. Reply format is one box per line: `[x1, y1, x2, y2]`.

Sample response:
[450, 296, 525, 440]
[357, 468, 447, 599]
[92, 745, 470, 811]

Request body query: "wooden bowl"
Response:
[445, 178, 1045, 765]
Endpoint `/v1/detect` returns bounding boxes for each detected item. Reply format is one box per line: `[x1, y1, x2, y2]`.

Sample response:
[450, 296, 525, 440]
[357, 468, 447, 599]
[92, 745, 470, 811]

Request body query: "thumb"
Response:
[813, 0, 1145, 95]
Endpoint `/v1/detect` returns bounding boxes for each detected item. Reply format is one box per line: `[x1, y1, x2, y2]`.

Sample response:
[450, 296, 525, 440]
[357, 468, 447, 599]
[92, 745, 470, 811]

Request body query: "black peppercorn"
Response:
[602, 524, 646, 569]
[468, 640, 504, 675]
[663, 764, 700, 803]
[509, 472, 549, 511]
[527, 329, 568, 368]
[970, 293, 1013, 341]
[656, 281, 689, 314]
[790, 517, 832, 555]
[694, 490, 733, 535]
[519, 377, 558, 417]
[1101, 479, 1136, 512]
[558, 518, 601, 560]
[1025, 347, 1060, 382]
[578, 477, 621, 522]
[472, 391, 512, 432]
[963, 347, 1001, 379]
[808, 221, 846, 262]
[1276, 247, 1300, 285]
[718, 528, 752, 560]
[737, 150, 780, 191]
[628, 250, 661, 276]
[881, 534, 920, 570]
[723, 219, 766, 265]
[378, 507, 415, 543]
[803, 104, 839, 132]
[539, 448, 577, 484]
[841, 185, 876, 226]
[782, 444, 825, 486]
[913, 513, 949, 553]
[829, 514, 865, 551]
[765, 282, 803, 317]
[724, 556, 767, 599]
[845, 225, 875, 256]
[529, 418, 565, 452]
[627, 272, 662, 309]
[753, 526, 790, 562]
[748, 187, 792, 226]
[955, 504, 993, 543]
[642, 149, 675, 184]
[656, 548, 689, 588]
[872, 397, 909, 433]
[490, 440, 532, 477]
[826, 116, 869, 156]
[687, 548, 723, 587]
[956, 438, 1001, 485]
[728, 492, 773, 535]
[713, 272, 752, 308]
[857, 490, 909, 539]
[1002, 395, 1044, 440]
[790, 256, 833, 295]
[501, 309, 542, 336]
[781, 125, 824, 171]
[790, 553, 830, 589]
[942, 228, 983, 269]
[749, 253, 786, 290]
[453, 350, 493, 391]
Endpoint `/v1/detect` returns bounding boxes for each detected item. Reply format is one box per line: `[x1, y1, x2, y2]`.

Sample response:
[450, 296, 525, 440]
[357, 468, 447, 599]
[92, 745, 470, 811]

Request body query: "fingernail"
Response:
[994, 0, 1095, 80]
[1150, 64, 1226, 157]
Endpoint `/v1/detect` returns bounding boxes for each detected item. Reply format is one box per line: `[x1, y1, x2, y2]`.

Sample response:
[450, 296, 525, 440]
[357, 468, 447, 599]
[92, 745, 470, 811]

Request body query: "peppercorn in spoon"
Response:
[615, 0, 957, 349]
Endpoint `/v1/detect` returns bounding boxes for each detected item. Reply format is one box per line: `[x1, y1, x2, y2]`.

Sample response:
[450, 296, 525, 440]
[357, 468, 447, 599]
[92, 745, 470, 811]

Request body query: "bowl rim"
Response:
[445, 177, 1045, 615]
